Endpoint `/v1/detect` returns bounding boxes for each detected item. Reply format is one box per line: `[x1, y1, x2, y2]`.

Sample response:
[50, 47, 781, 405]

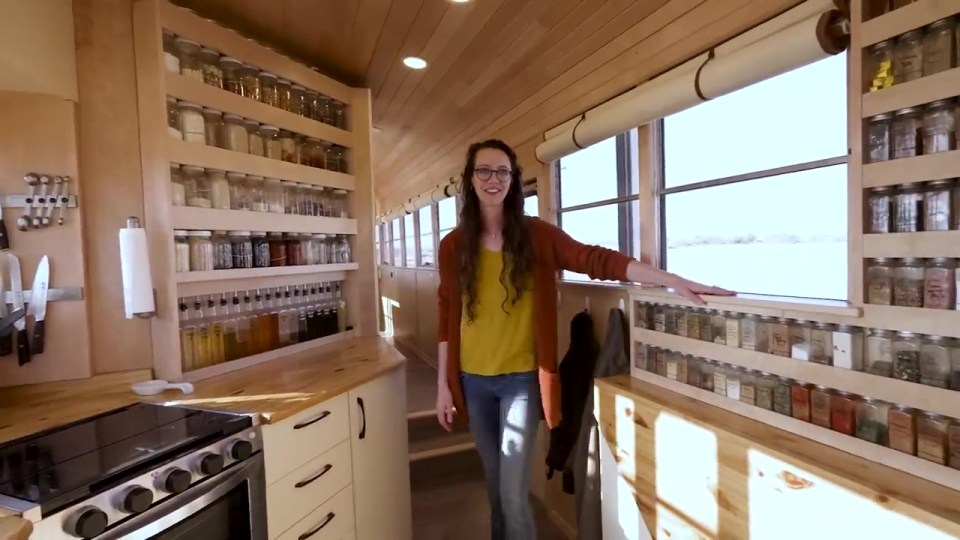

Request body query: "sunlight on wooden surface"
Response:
[655, 411, 719, 537]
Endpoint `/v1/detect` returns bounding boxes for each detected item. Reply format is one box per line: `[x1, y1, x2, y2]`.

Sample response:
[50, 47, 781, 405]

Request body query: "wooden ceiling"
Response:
[171, 0, 803, 211]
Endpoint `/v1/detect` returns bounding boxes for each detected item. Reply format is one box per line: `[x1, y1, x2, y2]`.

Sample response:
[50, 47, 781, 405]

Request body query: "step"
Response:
[409, 446, 484, 488]
[408, 413, 474, 462]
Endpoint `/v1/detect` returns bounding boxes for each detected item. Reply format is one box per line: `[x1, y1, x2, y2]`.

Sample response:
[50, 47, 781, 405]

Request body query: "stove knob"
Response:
[122, 486, 154, 514]
[164, 468, 191, 494]
[199, 452, 224, 475]
[69, 507, 107, 538]
[229, 439, 254, 460]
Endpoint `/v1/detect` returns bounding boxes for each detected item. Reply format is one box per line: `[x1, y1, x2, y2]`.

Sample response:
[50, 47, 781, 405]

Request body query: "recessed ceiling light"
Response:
[403, 56, 427, 69]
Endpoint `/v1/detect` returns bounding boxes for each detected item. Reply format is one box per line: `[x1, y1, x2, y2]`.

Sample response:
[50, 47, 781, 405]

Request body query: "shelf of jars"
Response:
[170, 206, 356, 235]
[863, 231, 960, 257]
[863, 148, 960, 188]
[862, 0, 960, 47]
[177, 264, 358, 284]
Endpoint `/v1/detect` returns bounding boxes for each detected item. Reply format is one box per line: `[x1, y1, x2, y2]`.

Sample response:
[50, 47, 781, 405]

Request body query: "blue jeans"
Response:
[461, 371, 541, 540]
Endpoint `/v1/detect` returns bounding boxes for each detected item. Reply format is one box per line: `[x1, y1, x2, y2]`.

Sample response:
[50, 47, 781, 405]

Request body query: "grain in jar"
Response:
[893, 257, 924, 307]
[665, 352, 679, 381]
[655, 348, 668, 377]
[922, 19, 956, 77]
[755, 373, 775, 410]
[174, 230, 189, 273]
[247, 175, 266, 212]
[187, 230, 214, 271]
[696, 356, 712, 388]
[182, 165, 211, 208]
[222, 114, 249, 153]
[920, 335, 951, 388]
[291, 85, 307, 116]
[866, 328, 894, 377]
[831, 392, 858, 436]
[867, 113, 893, 162]
[922, 100, 956, 154]
[241, 64, 261, 101]
[811, 386, 832, 428]
[711, 311, 726, 345]
[675, 309, 688, 337]
[791, 382, 812, 422]
[653, 304, 666, 332]
[261, 125, 282, 160]
[686, 356, 702, 387]
[229, 231, 253, 269]
[220, 57, 243, 95]
[264, 178, 284, 213]
[200, 47, 222, 88]
[634, 342, 649, 370]
[740, 314, 758, 351]
[712, 363, 728, 397]
[252, 232, 269, 268]
[739, 369, 756, 405]
[924, 179, 954, 232]
[259, 72, 278, 107]
[178, 102, 205, 143]
[202, 108, 223, 148]
[866, 258, 893, 306]
[892, 107, 922, 160]
[832, 325, 864, 371]
[789, 320, 812, 361]
[888, 406, 918, 455]
[924, 257, 956, 309]
[810, 322, 834, 365]
[277, 79, 293, 112]
[918, 413, 950, 465]
[212, 231, 232, 270]
[866, 186, 892, 233]
[207, 168, 231, 210]
[773, 377, 793, 416]
[686, 308, 701, 339]
[331, 100, 346, 129]
[663, 306, 677, 334]
[893, 331, 921, 382]
[755, 317, 773, 354]
[286, 233, 304, 266]
[162, 31, 180, 73]
[955, 180, 960, 229]
[279, 130, 298, 163]
[724, 312, 741, 348]
[893, 30, 924, 84]
[268, 232, 287, 266]
[893, 183, 922, 232]
[226, 172, 250, 211]
[856, 398, 891, 445]
[169, 164, 186, 206]
[951, 339, 960, 390]
[246, 119, 265, 157]
[166, 98, 181, 139]
[725, 365, 741, 401]
[175, 38, 202, 80]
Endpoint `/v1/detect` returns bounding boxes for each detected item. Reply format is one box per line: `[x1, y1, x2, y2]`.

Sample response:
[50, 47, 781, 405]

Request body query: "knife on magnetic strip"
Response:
[27, 256, 49, 355]
[8, 253, 29, 364]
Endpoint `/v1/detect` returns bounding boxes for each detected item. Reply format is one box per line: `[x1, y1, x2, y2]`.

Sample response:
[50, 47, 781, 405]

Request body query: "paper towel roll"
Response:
[119, 226, 155, 319]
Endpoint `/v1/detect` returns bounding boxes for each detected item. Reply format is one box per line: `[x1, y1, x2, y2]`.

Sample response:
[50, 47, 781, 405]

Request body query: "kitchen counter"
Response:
[0, 336, 405, 445]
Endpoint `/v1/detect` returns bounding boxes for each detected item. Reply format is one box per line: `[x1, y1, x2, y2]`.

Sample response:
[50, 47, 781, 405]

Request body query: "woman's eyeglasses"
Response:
[474, 167, 512, 182]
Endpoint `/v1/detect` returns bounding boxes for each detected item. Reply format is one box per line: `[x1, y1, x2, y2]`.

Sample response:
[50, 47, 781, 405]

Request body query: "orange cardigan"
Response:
[437, 217, 633, 429]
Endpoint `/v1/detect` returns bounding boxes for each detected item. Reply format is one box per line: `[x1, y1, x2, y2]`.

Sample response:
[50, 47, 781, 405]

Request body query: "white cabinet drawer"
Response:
[263, 394, 349, 485]
[276, 485, 355, 540]
[268, 440, 352, 538]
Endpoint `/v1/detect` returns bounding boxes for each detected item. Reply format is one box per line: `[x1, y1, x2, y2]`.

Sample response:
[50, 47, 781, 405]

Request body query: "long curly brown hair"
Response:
[458, 139, 535, 322]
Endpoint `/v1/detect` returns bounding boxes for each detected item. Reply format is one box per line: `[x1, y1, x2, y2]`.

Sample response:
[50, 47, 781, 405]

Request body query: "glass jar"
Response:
[920, 335, 952, 388]
[866, 186, 892, 233]
[739, 369, 756, 405]
[924, 257, 956, 309]
[170, 164, 186, 206]
[222, 114, 249, 153]
[279, 130, 298, 163]
[281, 181, 298, 214]
[166, 98, 181, 140]
[773, 377, 793, 416]
[182, 165, 210, 208]
[229, 231, 253, 269]
[894, 257, 925, 307]
[712, 362, 727, 397]
[893, 30, 924, 85]
[893, 331, 921, 382]
[303, 234, 317, 265]
[291, 85, 307, 116]
[739, 314, 757, 351]
[769, 318, 790, 357]
[305, 90, 321, 121]
[220, 56, 243, 95]
[833, 325, 864, 371]
[810, 322, 834, 365]
[294, 135, 309, 166]
[655, 349, 667, 377]
[341, 235, 353, 263]
[751, 317, 769, 354]
[306, 138, 325, 169]
[259, 72, 278, 107]
[888, 406, 918, 455]
[264, 178, 284, 213]
[252, 231, 270, 268]
[893, 183, 922, 232]
[207, 168, 231, 210]
[178, 102, 205, 143]
[686, 356, 701, 387]
[724, 312, 741, 348]
[924, 179, 954, 231]
[710, 311, 725, 345]
[260, 125, 282, 160]
[202, 108, 223, 148]
[268, 232, 287, 266]
[335, 189, 350, 218]
[949, 420, 960, 470]
[286, 233, 304, 266]
[693, 359, 710, 391]
[955, 179, 960, 230]
[866, 329, 894, 377]
[246, 119, 265, 157]
[227, 172, 250, 211]
[856, 398, 891, 444]
[725, 366, 741, 401]
[868, 41, 895, 92]
[277, 79, 293, 112]
[187, 230, 214, 271]
[174, 38, 202, 80]
[162, 31, 180, 73]
[791, 382, 812, 422]
[174, 230, 189, 272]
[923, 18, 956, 77]
[699, 310, 713, 342]
[922, 99, 956, 154]
[319, 95, 333, 124]
[330, 235, 343, 263]
[682, 308, 698, 340]
[247, 175, 266, 212]
[212, 231, 232, 270]
[892, 107, 922, 159]
[241, 64, 261, 101]
[332, 100, 346, 129]
[315, 234, 328, 264]
[831, 392, 858, 436]
[789, 320, 812, 361]
[330, 145, 347, 173]
[952, 339, 960, 390]
[867, 113, 892, 162]
[811, 386, 832, 428]
[918, 413, 950, 465]
[666, 352, 680, 381]
[866, 257, 894, 305]
[199, 47, 222, 88]
[312, 186, 326, 217]
[756, 373, 775, 411]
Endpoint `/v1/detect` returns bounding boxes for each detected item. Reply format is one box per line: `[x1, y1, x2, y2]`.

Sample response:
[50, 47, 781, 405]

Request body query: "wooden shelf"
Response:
[171, 206, 357, 235]
[178, 267, 353, 297]
[628, 369, 960, 493]
[177, 263, 358, 284]
[628, 287, 861, 323]
[860, 304, 960, 339]
[167, 138, 354, 191]
[862, 150, 960, 188]
[166, 73, 353, 148]
[632, 328, 960, 420]
[862, 66, 960, 118]
[861, 0, 960, 47]
[863, 231, 960, 258]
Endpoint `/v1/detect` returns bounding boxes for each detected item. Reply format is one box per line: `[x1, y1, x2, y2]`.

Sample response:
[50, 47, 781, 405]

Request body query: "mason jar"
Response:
[866, 257, 894, 305]
[866, 186, 893, 233]
[922, 99, 956, 154]
[867, 113, 892, 162]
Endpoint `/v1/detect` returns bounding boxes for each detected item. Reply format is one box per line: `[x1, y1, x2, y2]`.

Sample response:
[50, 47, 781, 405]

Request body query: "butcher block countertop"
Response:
[0, 336, 405, 445]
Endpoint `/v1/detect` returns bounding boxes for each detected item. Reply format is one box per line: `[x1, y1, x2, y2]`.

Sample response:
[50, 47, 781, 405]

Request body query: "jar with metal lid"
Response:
[220, 57, 243, 95]
[811, 386, 832, 428]
[791, 382, 812, 422]
[739, 314, 758, 351]
[894, 257, 925, 307]
[892, 107, 922, 159]
[305, 138, 325, 169]
[264, 178, 284, 213]
[773, 377, 793, 416]
[199, 47, 222, 88]
[923, 18, 956, 76]
[893, 30, 924, 84]
[202, 108, 223, 148]
[893, 183, 922, 232]
[770, 317, 790, 357]
[789, 320, 812, 361]
[251, 232, 270, 268]
[888, 405, 918, 455]
[281, 181, 298, 214]
[725, 366, 742, 401]
[334, 189, 349, 218]
[166, 98, 181, 140]
[833, 325, 864, 371]
[866, 257, 894, 305]
[229, 231, 253, 269]
[724, 312, 741, 348]
[332, 101, 347, 129]
[810, 322, 834, 365]
[922, 99, 955, 154]
[163, 30, 180, 73]
[755, 373, 775, 410]
[868, 41, 895, 92]
[295, 135, 309, 166]
[260, 125, 281, 160]
[697, 360, 714, 391]
[705, 311, 723, 345]
[207, 168, 231, 210]
[330, 145, 348, 173]
[174, 230, 189, 272]
[169, 163, 186, 206]
[654, 349, 667, 377]
[174, 37, 202, 80]
[667, 352, 681, 381]
[831, 392, 858, 436]
[302, 234, 317, 265]
[241, 64, 261, 101]
[247, 175, 266, 212]
[686, 356, 701, 387]
[306, 90, 321, 121]
[867, 113, 892, 162]
[866, 186, 893, 233]
[893, 331, 921, 382]
[951, 340, 960, 390]
[277, 79, 293, 112]
[268, 232, 287, 266]
[226, 172, 249, 211]
[222, 114, 249, 153]
[866, 328, 894, 377]
[187, 230, 214, 271]
[312, 186, 326, 216]
[279, 130, 298, 163]
[314, 234, 327, 264]
[856, 398, 891, 444]
[178, 102, 205, 143]
[739, 369, 756, 405]
[259, 72, 278, 107]
[924, 257, 956, 309]
[339, 235, 352, 263]
[243, 119, 263, 157]
[712, 362, 727, 397]
[920, 335, 951, 388]
[924, 179, 954, 231]
[918, 412, 950, 465]
[182, 165, 210, 208]
[755, 316, 773, 354]
[212, 231, 232, 270]
[317, 95, 333, 124]
[291, 85, 307, 116]
[286, 233, 304, 266]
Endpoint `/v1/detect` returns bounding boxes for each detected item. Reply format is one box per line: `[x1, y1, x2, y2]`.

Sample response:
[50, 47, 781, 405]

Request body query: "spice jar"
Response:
[268, 232, 287, 266]
[634, 342, 649, 371]
[174, 230, 189, 272]
[200, 47, 222, 88]
[711, 362, 727, 397]
[949, 420, 960, 469]
[831, 392, 858, 436]
[686, 356, 701, 387]
[277, 79, 293, 112]
[655, 349, 668, 377]
[241, 64, 261, 101]
[893, 331, 921, 382]
[773, 377, 793, 416]
[685, 308, 701, 340]
[923, 18, 956, 77]
[954, 180, 960, 229]
[220, 57, 243, 95]
[699, 310, 714, 342]
[867, 113, 893, 163]
[894, 257, 925, 307]
[663, 306, 677, 335]
[163, 31, 180, 73]
[791, 382, 812, 422]
[291, 85, 307, 116]
[182, 165, 210, 208]
[675, 309, 688, 337]
[866, 328, 894, 377]
[305, 90, 321, 121]
[770, 318, 790, 357]
[918, 413, 950, 465]
[222, 114, 249, 154]
[810, 322, 834, 365]
[178, 102, 205, 143]
[175, 38, 202, 80]
[212, 231, 232, 270]
[811, 386, 832, 428]
[893, 183, 922, 232]
[252, 231, 269, 268]
[264, 178, 284, 213]
[725, 365, 741, 400]
[259, 72, 278, 107]
[868, 41, 895, 92]
[740, 369, 756, 405]
[711, 311, 726, 345]
[888, 406, 918, 455]
[724, 312, 741, 348]
[260, 125, 282, 160]
[246, 119, 265, 157]
[170, 164, 186, 206]
[740, 314, 758, 351]
[286, 233, 304, 266]
[207, 168, 231, 210]
[332, 101, 346, 129]
[789, 320, 812, 361]
[755, 317, 773, 354]
[856, 398, 891, 445]
[952, 339, 960, 390]
[924, 257, 956, 309]
[666, 352, 679, 381]
[318, 95, 333, 124]
[919, 335, 951, 388]
[330, 145, 348, 173]
[227, 172, 250, 211]
[832, 325, 864, 371]
[893, 30, 924, 85]
[202, 108, 223, 148]
[316, 234, 329, 264]
[892, 107, 922, 159]
[229, 231, 253, 269]
[866, 257, 894, 305]
[279, 130, 298, 163]
[247, 175, 266, 212]
[866, 186, 893, 233]
[924, 179, 954, 231]
[187, 230, 214, 271]
[756, 373, 775, 410]
[922, 99, 956, 154]
[166, 98, 181, 140]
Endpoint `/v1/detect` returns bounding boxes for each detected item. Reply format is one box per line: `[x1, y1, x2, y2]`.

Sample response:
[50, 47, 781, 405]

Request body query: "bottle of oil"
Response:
[265, 289, 279, 350]
[179, 299, 196, 372]
[305, 284, 318, 340]
[277, 286, 291, 347]
[296, 287, 309, 343]
[238, 293, 253, 358]
[253, 289, 271, 354]
[223, 295, 239, 361]
[335, 281, 348, 333]
[324, 282, 337, 337]
[208, 296, 225, 364]
[192, 296, 211, 369]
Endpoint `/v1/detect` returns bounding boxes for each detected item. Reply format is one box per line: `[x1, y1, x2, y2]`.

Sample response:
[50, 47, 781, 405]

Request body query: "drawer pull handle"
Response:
[357, 397, 366, 440]
[298, 512, 335, 540]
[295, 464, 333, 488]
[293, 410, 331, 430]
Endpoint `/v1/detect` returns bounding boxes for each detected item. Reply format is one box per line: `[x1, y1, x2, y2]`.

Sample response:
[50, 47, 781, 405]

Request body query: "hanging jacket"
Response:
[574, 306, 630, 540]
[545, 309, 600, 494]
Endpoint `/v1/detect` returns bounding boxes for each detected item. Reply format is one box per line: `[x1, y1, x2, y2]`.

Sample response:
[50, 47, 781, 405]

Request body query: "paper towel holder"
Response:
[124, 216, 157, 319]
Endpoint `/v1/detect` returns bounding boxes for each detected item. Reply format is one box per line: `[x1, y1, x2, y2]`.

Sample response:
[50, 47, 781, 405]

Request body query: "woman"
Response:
[436, 139, 733, 539]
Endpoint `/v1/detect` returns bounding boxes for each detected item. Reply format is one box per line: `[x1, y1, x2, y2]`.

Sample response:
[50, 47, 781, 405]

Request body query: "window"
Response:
[419, 206, 435, 266]
[557, 131, 640, 281]
[374, 222, 382, 265]
[524, 193, 539, 217]
[660, 53, 848, 300]
[437, 196, 457, 243]
[403, 213, 416, 268]
[390, 219, 401, 267]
